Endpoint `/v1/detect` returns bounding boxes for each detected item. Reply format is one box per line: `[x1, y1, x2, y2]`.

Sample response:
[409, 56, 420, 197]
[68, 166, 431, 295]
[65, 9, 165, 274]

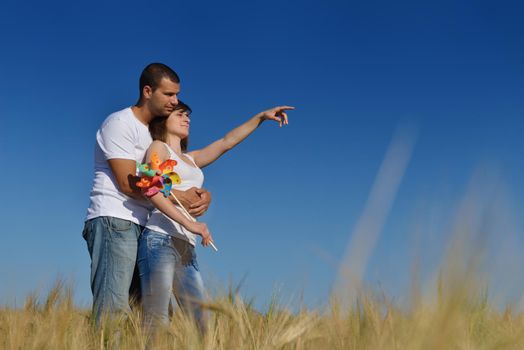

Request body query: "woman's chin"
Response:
[177, 131, 189, 139]
[170, 130, 189, 139]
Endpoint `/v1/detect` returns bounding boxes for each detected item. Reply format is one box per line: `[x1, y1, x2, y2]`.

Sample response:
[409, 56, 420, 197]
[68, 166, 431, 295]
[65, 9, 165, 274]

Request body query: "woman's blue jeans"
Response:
[138, 228, 206, 333]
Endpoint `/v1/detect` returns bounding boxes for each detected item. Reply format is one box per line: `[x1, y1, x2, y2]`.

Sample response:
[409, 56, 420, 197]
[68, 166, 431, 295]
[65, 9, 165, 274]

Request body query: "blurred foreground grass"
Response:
[2, 158, 520, 348]
[2, 276, 524, 349]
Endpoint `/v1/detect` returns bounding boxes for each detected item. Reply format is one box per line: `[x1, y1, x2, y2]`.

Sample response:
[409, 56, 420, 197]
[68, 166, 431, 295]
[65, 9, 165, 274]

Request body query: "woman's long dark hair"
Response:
[149, 101, 192, 151]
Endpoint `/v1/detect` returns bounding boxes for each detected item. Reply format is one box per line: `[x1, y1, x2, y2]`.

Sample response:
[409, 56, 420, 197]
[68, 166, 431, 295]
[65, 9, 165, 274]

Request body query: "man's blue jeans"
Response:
[138, 229, 207, 333]
[83, 216, 143, 324]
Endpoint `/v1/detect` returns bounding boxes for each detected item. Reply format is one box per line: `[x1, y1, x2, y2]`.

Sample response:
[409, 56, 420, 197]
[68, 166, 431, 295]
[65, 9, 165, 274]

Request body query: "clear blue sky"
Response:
[1, 0, 523, 309]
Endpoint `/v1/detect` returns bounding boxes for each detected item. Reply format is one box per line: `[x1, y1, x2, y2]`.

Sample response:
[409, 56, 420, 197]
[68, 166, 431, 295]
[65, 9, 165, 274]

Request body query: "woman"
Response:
[138, 101, 294, 333]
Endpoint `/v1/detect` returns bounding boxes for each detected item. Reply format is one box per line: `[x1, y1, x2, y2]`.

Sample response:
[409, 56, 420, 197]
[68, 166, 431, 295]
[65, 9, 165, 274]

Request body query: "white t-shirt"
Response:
[145, 144, 204, 246]
[85, 107, 153, 225]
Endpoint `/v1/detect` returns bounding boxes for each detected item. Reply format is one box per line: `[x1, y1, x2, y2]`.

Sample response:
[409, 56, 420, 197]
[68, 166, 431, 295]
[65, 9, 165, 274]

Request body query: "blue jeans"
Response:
[138, 229, 206, 333]
[82, 216, 143, 325]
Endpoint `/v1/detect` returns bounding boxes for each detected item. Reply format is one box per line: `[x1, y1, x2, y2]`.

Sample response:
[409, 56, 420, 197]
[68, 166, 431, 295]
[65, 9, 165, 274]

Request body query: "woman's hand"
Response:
[259, 105, 295, 127]
[185, 221, 214, 247]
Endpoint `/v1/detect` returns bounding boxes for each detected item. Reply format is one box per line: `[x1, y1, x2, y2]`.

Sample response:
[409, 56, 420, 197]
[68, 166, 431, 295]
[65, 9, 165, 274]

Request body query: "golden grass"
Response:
[2, 274, 524, 350]
[3, 143, 519, 349]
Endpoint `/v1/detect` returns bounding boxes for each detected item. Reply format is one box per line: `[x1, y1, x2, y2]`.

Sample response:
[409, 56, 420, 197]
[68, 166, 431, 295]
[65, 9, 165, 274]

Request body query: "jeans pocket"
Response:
[109, 217, 133, 232]
[81, 221, 90, 240]
[147, 233, 170, 250]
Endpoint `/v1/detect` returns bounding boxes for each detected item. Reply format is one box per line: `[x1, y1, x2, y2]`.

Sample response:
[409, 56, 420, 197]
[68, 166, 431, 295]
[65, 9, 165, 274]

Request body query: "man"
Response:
[83, 63, 211, 324]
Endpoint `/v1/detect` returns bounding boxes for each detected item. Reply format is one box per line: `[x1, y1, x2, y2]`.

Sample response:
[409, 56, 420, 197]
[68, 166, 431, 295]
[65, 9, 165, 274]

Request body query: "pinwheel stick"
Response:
[170, 191, 218, 252]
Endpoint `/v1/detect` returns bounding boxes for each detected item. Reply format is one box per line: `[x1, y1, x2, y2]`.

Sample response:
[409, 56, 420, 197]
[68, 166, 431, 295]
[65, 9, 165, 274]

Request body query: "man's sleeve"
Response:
[97, 117, 136, 160]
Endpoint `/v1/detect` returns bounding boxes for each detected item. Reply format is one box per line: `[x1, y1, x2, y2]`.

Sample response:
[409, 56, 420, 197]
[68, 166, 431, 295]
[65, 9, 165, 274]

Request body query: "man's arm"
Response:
[171, 187, 212, 217]
[107, 157, 212, 213]
[98, 115, 144, 200]
[107, 159, 143, 200]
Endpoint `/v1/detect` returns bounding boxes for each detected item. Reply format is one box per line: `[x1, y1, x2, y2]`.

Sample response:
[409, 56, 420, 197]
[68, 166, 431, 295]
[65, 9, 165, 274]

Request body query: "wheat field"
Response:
[1, 272, 524, 350]
[2, 156, 520, 349]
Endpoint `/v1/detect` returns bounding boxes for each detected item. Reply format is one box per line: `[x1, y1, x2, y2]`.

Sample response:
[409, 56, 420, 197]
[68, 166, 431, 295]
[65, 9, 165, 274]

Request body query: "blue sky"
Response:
[1, 0, 523, 309]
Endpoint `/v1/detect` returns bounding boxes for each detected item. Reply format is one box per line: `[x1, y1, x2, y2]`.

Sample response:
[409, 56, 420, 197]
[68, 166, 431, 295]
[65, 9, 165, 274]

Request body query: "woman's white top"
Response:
[145, 143, 204, 246]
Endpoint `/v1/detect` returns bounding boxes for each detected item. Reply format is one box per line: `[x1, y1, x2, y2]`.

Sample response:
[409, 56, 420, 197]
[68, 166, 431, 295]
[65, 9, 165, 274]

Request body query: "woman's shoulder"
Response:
[149, 140, 166, 149]
[147, 140, 170, 159]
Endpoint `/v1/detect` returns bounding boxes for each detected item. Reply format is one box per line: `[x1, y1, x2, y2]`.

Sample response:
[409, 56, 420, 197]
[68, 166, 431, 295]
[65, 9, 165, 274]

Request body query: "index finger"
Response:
[276, 105, 295, 111]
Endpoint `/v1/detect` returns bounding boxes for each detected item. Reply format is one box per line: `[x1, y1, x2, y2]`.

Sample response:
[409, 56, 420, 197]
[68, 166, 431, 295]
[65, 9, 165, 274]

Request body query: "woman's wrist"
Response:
[255, 112, 266, 122]
[180, 217, 193, 230]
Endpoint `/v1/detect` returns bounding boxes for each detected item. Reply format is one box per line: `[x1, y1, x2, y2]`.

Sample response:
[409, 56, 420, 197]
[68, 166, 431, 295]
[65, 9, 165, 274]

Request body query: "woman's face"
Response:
[166, 108, 190, 138]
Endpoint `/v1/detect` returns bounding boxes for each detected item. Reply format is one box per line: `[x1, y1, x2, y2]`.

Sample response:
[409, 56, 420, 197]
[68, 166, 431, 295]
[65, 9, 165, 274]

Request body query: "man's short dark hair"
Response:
[139, 63, 180, 96]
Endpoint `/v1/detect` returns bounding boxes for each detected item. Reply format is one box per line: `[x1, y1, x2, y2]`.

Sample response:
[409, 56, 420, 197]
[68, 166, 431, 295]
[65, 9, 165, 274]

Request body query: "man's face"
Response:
[146, 77, 180, 117]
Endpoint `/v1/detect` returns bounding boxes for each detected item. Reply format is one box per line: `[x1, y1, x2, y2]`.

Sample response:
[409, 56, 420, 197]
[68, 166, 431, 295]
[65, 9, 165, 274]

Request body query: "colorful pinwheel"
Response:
[136, 152, 218, 251]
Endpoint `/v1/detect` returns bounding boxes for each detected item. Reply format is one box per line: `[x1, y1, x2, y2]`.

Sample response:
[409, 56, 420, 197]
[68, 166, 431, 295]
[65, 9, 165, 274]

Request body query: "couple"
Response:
[82, 63, 293, 332]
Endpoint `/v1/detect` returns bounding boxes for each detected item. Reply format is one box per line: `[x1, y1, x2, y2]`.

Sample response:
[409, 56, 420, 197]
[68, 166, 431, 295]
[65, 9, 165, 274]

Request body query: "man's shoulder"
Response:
[104, 107, 133, 124]
[98, 107, 136, 131]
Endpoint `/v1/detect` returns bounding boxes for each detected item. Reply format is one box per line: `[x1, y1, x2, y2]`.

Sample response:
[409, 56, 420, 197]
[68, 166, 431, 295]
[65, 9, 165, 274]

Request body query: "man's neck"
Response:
[131, 104, 153, 126]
